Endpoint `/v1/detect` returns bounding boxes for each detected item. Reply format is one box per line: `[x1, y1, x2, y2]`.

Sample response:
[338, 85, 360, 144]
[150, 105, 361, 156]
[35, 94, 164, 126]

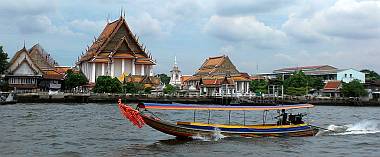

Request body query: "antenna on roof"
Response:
[23, 40, 26, 49]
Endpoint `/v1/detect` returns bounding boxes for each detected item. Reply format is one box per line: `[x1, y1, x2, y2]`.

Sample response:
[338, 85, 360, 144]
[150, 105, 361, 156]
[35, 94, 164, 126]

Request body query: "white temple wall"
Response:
[135, 65, 142, 75]
[144, 65, 150, 76]
[114, 59, 122, 77]
[95, 63, 102, 79]
[124, 59, 132, 75]
[13, 62, 35, 75]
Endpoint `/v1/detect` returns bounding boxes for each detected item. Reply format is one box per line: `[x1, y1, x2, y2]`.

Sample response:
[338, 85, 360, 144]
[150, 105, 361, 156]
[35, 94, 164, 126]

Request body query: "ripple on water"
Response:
[1, 104, 380, 157]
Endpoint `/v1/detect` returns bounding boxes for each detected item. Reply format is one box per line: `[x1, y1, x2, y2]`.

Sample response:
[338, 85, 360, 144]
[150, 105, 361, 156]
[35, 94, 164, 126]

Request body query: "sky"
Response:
[0, 0, 379, 75]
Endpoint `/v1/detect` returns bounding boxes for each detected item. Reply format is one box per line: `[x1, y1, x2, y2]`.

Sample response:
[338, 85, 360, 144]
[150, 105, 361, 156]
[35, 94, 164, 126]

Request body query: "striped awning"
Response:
[143, 103, 314, 111]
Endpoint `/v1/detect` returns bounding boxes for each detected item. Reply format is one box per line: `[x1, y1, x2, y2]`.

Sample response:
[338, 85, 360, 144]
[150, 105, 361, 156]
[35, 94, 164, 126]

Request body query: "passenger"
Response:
[277, 109, 288, 125]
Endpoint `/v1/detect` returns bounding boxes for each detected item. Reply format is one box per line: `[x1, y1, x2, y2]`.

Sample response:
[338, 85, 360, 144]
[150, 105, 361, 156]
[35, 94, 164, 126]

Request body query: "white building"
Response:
[169, 57, 182, 87]
[337, 69, 365, 83]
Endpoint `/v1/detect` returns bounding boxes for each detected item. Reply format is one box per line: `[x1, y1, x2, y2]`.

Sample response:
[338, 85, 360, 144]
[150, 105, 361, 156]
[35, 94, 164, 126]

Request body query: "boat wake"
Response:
[319, 120, 380, 136]
[191, 128, 226, 141]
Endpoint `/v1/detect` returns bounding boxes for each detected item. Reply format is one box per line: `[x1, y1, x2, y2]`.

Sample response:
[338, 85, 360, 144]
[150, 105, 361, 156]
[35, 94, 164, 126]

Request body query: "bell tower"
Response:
[169, 56, 182, 87]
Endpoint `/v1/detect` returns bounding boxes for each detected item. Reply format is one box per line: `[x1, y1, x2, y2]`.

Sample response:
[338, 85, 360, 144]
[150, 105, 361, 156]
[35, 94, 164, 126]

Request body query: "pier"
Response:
[14, 93, 380, 106]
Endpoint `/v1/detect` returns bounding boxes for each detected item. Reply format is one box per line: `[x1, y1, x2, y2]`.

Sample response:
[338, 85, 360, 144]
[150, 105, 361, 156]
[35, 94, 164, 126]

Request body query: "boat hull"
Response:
[141, 115, 319, 138]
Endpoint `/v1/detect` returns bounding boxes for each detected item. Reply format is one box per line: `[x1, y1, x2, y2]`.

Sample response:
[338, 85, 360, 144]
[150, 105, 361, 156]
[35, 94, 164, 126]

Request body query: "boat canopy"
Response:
[143, 103, 314, 111]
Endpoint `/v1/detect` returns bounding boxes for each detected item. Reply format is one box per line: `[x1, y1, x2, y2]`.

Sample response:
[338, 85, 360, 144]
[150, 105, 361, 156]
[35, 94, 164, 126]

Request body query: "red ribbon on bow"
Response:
[118, 99, 145, 128]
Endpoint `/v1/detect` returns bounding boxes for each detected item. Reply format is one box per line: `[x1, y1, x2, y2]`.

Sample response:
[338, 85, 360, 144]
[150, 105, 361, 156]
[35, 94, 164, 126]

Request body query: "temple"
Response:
[77, 15, 156, 84]
[184, 55, 251, 96]
[6, 44, 66, 93]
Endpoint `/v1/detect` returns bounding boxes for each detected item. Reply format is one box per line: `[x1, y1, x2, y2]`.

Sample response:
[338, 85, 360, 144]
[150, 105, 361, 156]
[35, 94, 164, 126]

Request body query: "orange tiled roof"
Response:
[54, 66, 71, 74]
[135, 59, 155, 65]
[324, 81, 342, 90]
[181, 75, 192, 83]
[203, 56, 225, 67]
[112, 53, 135, 58]
[43, 69, 64, 80]
[90, 58, 109, 63]
[78, 16, 154, 64]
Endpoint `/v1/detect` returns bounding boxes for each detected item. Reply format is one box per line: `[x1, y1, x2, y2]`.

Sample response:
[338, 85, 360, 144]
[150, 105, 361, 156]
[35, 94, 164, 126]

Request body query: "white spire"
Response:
[174, 56, 177, 66]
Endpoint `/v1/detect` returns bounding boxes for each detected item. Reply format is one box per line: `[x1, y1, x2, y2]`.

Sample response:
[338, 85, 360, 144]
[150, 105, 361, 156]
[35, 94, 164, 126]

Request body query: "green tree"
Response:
[144, 87, 152, 94]
[123, 82, 144, 94]
[283, 71, 309, 95]
[360, 69, 380, 81]
[93, 76, 122, 93]
[156, 73, 170, 84]
[341, 79, 367, 97]
[163, 84, 176, 94]
[64, 69, 88, 90]
[0, 46, 9, 74]
[309, 77, 324, 90]
[249, 80, 268, 94]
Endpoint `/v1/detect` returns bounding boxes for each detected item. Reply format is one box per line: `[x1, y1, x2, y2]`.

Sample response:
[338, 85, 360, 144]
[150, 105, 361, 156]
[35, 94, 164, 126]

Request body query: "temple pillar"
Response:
[141, 65, 145, 75]
[149, 65, 153, 76]
[91, 63, 96, 83]
[132, 59, 135, 75]
[111, 60, 114, 77]
[101, 63, 105, 75]
[121, 59, 125, 74]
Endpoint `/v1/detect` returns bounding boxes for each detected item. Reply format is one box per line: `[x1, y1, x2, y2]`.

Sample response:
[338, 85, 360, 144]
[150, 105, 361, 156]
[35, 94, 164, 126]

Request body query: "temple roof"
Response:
[195, 55, 240, 76]
[79, 16, 155, 65]
[7, 44, 66, 80]
[29, 44, 58, 70]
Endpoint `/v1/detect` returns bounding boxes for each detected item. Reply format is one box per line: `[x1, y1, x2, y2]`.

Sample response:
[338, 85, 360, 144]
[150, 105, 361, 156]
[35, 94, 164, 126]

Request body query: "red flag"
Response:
[118, 99, 145, 128]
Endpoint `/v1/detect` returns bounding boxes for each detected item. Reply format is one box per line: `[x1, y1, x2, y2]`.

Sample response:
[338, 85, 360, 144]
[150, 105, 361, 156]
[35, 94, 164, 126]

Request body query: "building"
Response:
[77, 15, 156, 84]
[6, 44, 65, 93]
[364, 80, 380, 101]
[169, 57, 182, 87]
[184, 55, 251, 96]
[274, 65, 338, 81]
[274, 65, 365, 83]
[337, 69, 365, 83]
[322, 80, 342, 97]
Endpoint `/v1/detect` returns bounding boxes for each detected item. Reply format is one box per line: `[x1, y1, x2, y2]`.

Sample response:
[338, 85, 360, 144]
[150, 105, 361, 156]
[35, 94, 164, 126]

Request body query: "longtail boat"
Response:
[118, 99, 319, 138]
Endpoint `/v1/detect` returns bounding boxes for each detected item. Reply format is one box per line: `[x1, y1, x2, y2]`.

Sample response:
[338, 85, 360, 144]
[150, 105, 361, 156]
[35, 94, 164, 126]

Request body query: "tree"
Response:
[0, 46, 9, 74]
[308, 77, 324, 90]
[341, 79, 367, 97]
[283, 71, 309, 95]
[64, 69, 88, 90]
[163, 84, 176, 94]
[93, 76, 122, 93]
[360, 69, 380, 81]
[249, 80, 268, 94]
[123, 82, 144, 94]
[144, 87, 152, 94]
[156, 73, 170, 84]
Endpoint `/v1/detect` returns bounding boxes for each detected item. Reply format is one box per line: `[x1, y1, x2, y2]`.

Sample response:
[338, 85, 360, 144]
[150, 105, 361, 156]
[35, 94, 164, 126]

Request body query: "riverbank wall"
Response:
[13, 93, 380, 106]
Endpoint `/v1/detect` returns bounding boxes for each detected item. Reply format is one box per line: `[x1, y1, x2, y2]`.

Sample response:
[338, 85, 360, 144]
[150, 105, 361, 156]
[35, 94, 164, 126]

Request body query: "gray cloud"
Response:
[204, 15, 287, 48]
[215, 0, 294, 16]
[283, 0, 380, 41]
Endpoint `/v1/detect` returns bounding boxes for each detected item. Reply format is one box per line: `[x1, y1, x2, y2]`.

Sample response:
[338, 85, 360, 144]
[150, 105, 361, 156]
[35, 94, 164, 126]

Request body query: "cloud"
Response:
[129, 13, 165, 37]
[69, 19, 106, 34]
[283, 0, 380, 41]
[215, 0, 293, 15]
[204, 15, 287, 47]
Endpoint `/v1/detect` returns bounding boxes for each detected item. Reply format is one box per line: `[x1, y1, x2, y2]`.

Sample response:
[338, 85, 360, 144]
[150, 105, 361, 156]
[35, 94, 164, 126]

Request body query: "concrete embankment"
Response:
[14, 93, 380, 106]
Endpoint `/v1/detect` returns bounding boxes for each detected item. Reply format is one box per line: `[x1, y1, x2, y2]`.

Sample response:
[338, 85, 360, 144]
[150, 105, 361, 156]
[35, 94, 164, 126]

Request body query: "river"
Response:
[1, 103, 380, 157]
